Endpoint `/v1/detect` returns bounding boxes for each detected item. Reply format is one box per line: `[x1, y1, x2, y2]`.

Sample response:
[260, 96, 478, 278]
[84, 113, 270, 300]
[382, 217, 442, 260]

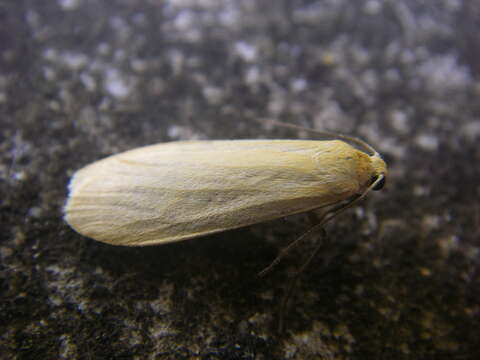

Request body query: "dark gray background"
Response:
[1, 0, 479, 359]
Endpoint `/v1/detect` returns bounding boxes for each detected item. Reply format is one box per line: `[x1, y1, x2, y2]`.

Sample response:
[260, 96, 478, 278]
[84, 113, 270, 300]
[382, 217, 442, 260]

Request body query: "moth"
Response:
[64, 134, 387, 247]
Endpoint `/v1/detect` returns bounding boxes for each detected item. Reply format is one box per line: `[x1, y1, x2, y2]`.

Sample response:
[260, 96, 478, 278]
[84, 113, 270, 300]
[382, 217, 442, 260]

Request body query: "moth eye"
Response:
[372, 175, 386, 191]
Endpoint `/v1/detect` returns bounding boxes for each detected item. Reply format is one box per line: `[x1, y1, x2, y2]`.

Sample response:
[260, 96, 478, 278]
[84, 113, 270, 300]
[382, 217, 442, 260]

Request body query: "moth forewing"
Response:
[64, 139, 387, 246]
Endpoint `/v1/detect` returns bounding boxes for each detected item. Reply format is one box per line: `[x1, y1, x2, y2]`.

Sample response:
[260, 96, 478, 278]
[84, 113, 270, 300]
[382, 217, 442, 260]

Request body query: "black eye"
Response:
[372, 176, 386, 191]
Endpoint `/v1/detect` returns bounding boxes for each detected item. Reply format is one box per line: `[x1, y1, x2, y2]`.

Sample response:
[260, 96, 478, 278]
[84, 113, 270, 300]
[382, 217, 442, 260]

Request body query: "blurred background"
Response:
[1, 1, 479, 359]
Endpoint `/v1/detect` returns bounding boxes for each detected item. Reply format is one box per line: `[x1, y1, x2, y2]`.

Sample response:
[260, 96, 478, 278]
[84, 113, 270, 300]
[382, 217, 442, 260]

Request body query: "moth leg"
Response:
[306, 209, 322, 226]
[276, 177, 385, 331]
[258, 198, 356, 278]
[277, 228, 329, 333]
[257, 225, 317, 277]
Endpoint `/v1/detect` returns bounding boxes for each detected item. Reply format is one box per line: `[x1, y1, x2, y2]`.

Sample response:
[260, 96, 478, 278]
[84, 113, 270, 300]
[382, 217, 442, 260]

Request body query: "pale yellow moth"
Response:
[64, 133, 387, 247]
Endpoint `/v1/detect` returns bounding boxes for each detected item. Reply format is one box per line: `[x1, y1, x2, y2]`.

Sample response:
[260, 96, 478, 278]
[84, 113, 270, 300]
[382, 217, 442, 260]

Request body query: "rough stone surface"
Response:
[1, 1, 479, 359]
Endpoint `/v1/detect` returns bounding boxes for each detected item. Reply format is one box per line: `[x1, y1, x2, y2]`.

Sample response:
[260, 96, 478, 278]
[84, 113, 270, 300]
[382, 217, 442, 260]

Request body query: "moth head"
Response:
[370, 154, 387, 191]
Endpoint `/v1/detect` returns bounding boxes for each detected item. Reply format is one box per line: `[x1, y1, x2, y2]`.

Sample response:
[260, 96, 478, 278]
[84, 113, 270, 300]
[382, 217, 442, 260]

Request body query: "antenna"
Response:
[263, 119, 380, 156]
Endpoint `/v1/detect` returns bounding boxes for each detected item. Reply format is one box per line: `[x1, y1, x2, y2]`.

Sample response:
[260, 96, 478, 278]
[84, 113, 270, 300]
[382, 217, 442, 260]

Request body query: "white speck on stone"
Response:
[25, 10, 40, 28]
[131, 58, 149, 73]
[44, 49, 89, 71]
[313, 100, 352, 132]
[122, 326, 143, 347]
[193, 72, 207, 85]
[445, 0, 461, 10]
[361, 69, 378, 90]
[418, 55, 470, 91]
[110, 16, 127, 31]
[291, 78, 307, 93]
[390, 110, 410, 134]
[12, 171, 27, 181]
[50, 101, 63, 113]
[168, 125, 183, 138]
[439, 235, 460, 255]
[76, 300, 88, 313]
[59, 334, 78, 359]
[28, 206, 43, 218]
[400, 49, 415, 64]
[258, 290, 273, 301]
[149, 77, 165, 95]
[415, 46, 429, 60]
[0, 246, 13, 259]
[352, 46, 370, 65]
[174, 9, 195, 30]
[219, 6, 239, 26]
[113, 49, 127, 62]
[170, 0, 217, 8]
[385, 42, 401, 61]
[202, 86, 223, 104]
[43, 48, 58, 61]
[43, 67, 56, 81]
[268, 93, 286, 115]
[378, 136, 407, 159]
[460, 120, 480, 141]
[245, 66, 260, 84]
[13, 227, 26, 246]
[422, 214, 440, 232]
[80, 73, 96, 92]
[234, 41, 257, 62]
[167, 50, 185, 75]
[49, 295, 64, 307]
[466, 245, 479, 261]
[293, 3, 324, 24]
[384, 68, 400, 82]
[149, 283, 174, 314]
[104, 68, 131, 98]
[58, 0, 80, 11]
[149, 322, 177, 340]
[132, 13, 147, 26]
[364, 0, 382, 15]
[415, 133, 439, 151]
[413, 184, 430, 196]
[149, 298, 171, 314]
[63, 52, 88, 70]
[98, 98, 112, 111]
[354, 285, 367, 299]
[97, 43, 111, 56]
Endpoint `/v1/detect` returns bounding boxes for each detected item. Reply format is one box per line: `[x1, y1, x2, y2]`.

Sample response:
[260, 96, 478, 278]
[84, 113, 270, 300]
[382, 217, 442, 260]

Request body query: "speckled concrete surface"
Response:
[1, 1, 479, 359]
